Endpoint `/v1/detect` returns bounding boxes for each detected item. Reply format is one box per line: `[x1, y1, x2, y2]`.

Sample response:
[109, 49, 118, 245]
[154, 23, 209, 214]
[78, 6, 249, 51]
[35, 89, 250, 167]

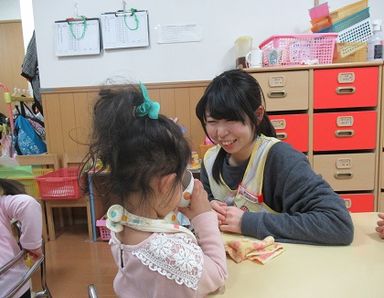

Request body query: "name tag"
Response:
[237, 184, 263, 204]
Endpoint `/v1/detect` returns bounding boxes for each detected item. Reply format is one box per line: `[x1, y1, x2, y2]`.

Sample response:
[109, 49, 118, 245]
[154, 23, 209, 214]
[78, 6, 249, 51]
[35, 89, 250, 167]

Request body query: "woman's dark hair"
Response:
[195, 69, 276, 184]
[0, 178, 26, 195]
[83, 85, 191, 210]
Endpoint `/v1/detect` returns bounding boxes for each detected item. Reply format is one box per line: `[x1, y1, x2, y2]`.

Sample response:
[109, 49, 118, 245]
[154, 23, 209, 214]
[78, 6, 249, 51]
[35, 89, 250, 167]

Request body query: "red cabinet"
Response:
[340, 193, 375, 212]
[269, 114, 308, 152]
[314, 67, 379, 109]
[313, 110, 377, 151]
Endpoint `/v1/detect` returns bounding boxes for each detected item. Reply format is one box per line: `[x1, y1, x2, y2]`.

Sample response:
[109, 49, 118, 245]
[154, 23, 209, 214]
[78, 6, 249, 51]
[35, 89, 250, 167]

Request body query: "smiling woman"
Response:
[195, 69, 354, 246]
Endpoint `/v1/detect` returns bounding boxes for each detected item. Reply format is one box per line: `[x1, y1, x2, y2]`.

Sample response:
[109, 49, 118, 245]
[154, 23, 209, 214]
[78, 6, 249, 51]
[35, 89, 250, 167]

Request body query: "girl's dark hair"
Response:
[0, 178, 26, 195]
[195, 69, 276, 184]
[84, 85, 191, 210]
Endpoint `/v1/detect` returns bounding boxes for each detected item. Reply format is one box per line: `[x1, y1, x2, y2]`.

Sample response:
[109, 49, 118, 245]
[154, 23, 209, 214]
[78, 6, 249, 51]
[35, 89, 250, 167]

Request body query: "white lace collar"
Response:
[131, 233, 204, 290]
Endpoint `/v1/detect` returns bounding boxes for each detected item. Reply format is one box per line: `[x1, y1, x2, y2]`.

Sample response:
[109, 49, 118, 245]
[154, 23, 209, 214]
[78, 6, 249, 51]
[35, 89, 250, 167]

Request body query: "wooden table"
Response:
[216, 212, 384, 298]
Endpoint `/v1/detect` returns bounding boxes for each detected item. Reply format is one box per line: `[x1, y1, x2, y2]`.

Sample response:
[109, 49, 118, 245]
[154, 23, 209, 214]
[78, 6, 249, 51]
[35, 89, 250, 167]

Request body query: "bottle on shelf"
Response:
[367, 19, 383, 61]
[234, 36, 253, 69]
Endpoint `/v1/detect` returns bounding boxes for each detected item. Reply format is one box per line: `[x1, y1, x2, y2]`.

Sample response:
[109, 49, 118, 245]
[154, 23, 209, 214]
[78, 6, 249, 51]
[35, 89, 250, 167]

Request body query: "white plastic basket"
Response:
[337, 18, 372, 57]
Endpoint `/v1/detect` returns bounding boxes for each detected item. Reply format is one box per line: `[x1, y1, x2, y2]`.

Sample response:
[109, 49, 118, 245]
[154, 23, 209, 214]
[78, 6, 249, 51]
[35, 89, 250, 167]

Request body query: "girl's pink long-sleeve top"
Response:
[0, 194, 42, 298]
[110, 211, 228, 297]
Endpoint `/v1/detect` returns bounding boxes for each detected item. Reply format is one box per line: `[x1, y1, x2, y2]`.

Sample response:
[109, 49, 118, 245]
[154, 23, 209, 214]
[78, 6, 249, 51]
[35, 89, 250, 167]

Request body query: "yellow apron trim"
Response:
[204, 135, 279, 213]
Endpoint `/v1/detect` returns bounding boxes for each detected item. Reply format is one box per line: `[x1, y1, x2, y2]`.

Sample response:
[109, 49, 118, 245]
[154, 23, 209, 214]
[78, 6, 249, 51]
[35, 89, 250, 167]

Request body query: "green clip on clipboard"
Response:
[100, 9, 149, 49]
[54, 17, 101, 57]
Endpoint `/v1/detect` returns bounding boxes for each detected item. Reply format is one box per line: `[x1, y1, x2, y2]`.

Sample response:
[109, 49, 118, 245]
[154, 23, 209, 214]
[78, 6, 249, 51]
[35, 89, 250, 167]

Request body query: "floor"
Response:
[32, 224, 116, 298]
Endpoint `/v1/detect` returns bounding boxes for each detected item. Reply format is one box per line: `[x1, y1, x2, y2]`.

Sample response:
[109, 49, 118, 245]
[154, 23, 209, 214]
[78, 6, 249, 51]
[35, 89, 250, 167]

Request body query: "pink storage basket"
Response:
[259, 33, 338, 66]
[96, 218, 111, 241]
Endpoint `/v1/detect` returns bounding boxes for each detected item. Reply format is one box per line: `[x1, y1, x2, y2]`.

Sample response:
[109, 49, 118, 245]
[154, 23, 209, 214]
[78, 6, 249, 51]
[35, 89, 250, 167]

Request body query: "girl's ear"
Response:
[255, 105, 265, 123]
[158, 173, 177, 195]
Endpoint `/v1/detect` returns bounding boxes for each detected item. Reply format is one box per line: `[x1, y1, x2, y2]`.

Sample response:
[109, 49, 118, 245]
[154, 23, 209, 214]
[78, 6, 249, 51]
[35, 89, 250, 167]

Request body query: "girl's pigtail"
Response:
[259, 114, 276, 138]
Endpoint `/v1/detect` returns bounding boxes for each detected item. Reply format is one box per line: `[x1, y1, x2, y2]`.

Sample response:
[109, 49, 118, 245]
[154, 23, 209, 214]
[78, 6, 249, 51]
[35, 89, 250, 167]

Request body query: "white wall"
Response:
[0, 0, 34, 49]
[0, 0, 20, 19]
[32, 0, 384, 88]
[19, 0, 35, 50]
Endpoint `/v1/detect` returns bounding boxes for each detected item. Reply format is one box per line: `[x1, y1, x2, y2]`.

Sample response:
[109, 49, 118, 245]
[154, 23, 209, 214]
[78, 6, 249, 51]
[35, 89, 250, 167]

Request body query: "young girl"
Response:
[0, 178, 42, 298]
[85, 84, 227, 297]
[195, 69, 354, 245]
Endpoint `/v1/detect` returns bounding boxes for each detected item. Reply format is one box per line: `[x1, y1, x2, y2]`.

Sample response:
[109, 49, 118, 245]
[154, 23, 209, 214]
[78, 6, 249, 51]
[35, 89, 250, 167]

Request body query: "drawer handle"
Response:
[343, 198, 352, 209]
[334, 172, 353, 179]
[336, 86, 356, 95]
[276, 132, 287, 140]
[335, 130, 354, 137]
[268, 90, 287, 98]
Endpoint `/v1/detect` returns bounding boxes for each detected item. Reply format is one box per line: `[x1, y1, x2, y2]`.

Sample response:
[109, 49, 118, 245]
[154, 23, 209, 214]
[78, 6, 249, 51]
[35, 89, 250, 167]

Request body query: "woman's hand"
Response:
[210, 200, 227, 224]
[219, 206, 244, 234]
[376, 213, 384, 239]
[179, 179, 211, 220]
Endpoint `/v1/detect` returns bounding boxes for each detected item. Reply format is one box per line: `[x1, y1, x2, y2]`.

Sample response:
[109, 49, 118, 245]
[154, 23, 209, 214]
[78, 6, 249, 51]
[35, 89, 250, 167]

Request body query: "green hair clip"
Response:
[136, 83, 160, 119]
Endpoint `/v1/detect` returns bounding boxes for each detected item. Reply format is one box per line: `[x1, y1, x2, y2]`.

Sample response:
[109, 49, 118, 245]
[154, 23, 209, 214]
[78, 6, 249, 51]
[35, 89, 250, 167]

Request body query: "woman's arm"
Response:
[242, 142, 354, 245]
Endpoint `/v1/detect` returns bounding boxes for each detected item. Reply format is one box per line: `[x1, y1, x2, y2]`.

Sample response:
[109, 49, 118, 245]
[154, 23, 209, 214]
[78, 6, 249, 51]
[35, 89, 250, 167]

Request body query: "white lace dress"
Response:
[109, 211, 227, 298]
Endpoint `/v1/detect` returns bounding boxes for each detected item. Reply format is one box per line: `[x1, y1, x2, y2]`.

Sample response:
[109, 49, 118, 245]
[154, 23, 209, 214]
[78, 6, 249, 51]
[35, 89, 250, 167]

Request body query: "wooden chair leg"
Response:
[45, 203, 56, 241]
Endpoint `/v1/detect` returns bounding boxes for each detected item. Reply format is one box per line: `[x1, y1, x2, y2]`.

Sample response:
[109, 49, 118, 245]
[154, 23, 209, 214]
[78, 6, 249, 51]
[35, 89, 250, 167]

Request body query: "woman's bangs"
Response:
[205, 92, 245, 122]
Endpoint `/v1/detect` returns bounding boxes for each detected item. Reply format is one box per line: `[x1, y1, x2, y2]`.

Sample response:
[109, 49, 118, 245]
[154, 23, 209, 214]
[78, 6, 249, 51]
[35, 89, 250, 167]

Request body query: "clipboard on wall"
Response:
[55, 17, 101, 57]
[100, 10, 150, 49]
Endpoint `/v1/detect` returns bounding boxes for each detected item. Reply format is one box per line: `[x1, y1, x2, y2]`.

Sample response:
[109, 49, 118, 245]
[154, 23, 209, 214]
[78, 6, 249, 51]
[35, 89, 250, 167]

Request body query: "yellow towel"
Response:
[225, 236, 284, 264]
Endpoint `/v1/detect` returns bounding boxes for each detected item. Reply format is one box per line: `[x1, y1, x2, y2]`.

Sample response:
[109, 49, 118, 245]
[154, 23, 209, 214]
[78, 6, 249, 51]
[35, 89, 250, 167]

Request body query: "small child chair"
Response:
[44, 153, 92, 240]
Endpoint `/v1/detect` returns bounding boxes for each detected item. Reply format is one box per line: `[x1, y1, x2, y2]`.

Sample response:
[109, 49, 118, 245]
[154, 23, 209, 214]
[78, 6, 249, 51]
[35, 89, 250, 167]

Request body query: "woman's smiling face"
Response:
[205, 114, 255, 160]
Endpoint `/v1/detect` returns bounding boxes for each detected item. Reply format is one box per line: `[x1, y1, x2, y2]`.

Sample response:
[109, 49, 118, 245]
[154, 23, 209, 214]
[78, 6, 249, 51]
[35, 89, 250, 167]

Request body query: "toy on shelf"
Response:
[188, 151, 201, 170]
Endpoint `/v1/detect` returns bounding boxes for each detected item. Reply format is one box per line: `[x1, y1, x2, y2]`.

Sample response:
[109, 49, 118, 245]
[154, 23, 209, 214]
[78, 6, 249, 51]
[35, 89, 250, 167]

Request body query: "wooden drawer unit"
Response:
[313, 110, 377, 151]
[314, 67, 379, 109]
[339, 193, 375, 212]
[249, 63, 382, 212]
[313, 153, 375, 191]
[269, 114, 309, 152]
[252, 71, 308, 112]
